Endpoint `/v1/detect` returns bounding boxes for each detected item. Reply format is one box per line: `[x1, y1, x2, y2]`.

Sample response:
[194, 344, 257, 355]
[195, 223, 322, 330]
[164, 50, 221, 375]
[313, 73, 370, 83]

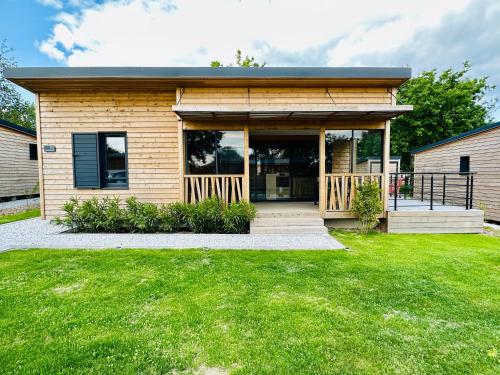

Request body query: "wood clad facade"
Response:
[35, 86, 397, 220]
[413, 126, 500, 222]
[38, 91, 179, 218]
[0, 126, 38, 199]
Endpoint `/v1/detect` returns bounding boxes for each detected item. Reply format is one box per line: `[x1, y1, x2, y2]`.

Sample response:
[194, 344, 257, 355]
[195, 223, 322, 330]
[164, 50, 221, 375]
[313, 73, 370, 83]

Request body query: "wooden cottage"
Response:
[412, 122, 500, 223]
[0, 118, 39, 200]
[9, 66, 473, 233]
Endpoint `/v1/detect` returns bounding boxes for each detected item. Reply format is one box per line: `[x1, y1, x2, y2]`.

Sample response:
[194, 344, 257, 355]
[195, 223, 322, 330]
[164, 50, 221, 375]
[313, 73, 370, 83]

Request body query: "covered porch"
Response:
[174, 89, 411, 220]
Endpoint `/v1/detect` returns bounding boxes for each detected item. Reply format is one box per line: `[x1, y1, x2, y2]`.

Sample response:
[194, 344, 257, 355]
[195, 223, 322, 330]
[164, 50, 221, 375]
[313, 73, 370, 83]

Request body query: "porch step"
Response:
[250, 203, 327, 235]
[252, 217, 325, 227]
[251, 225, 328, 234]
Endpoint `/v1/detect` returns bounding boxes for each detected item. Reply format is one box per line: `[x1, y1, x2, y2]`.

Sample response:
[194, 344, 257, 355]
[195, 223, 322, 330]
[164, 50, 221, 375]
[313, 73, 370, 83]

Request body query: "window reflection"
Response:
[102, 134, 127, 186]
[326, 130, 383, 173]
[186, 130, 244, 174]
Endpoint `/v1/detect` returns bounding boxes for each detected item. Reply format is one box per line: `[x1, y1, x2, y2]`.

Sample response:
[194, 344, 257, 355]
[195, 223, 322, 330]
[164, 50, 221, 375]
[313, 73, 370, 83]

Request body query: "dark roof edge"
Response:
[411, 121, 500, 154]
[0, 118, 36, 137]
[4, 66, 412, 80]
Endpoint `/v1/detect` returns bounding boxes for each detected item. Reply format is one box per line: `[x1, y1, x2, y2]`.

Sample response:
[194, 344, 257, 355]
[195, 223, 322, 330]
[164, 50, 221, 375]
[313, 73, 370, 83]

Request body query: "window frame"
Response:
[459, 155, 470, 174]
[99, 132, 129, 189]
[29, 143, 38, 160]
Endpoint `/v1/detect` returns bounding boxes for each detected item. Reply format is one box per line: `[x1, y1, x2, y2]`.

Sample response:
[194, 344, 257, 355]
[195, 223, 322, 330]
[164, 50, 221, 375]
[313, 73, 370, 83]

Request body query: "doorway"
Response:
[249, 131, 319, 202]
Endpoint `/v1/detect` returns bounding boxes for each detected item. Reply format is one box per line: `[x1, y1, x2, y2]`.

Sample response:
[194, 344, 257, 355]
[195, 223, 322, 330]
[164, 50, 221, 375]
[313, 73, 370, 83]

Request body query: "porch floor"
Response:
[253, 201, 319, 213]
[388, 198, 471, 211]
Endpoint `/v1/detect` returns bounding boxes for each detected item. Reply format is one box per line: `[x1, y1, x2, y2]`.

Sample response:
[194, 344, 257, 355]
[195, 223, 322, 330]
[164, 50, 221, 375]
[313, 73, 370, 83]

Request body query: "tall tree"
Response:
[211, 49, 265, 68]
[0, 40, 35, 129]
[391, 62, 496, 169]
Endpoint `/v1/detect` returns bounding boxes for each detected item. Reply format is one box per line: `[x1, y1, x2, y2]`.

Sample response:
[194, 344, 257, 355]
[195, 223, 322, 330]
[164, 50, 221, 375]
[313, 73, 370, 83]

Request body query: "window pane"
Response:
[185, 130, 244, 174]
[325, 130, 383, 173]
[186, 131, 217, 174]
[103, 134, 127, 186]
[216, 131, 244, 174]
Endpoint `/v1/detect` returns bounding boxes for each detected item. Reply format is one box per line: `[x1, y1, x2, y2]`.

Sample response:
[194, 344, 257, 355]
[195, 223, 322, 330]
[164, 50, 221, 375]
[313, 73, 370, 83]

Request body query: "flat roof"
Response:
[5, 66, 412, 92]
[412, 121, 500, 154]
[0, 118, 36, 137]
[5, 66, 411, 80]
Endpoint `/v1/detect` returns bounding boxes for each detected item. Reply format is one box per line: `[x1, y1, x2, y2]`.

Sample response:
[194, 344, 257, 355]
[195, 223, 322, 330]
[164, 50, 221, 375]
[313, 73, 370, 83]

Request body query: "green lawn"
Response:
[0, 208, 40, 224]
[0, 232, 498, 374]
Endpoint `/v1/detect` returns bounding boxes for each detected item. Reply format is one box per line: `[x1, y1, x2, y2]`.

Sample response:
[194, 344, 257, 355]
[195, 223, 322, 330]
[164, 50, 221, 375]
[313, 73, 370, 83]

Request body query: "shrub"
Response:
[54, 196, 256, 234]
[186, 197, 225, 233]
[53, 196, 125, 233]
[350, 181, 383, 234]
[223, 200, 257, 233]
[166, 201, 191, 231]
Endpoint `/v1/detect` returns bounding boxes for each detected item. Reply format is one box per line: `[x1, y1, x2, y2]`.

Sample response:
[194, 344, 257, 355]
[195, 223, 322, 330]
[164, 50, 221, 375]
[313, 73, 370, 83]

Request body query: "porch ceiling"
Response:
[172, 104, 413, 122]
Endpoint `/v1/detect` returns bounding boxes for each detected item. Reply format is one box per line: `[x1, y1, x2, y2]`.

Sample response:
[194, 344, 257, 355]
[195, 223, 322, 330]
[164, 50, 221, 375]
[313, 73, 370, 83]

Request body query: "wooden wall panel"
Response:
[39, 91, 179, 219]
[414, 127, 500, 222]
[179, 87, 392, 106]
[0, 127, 38, 198]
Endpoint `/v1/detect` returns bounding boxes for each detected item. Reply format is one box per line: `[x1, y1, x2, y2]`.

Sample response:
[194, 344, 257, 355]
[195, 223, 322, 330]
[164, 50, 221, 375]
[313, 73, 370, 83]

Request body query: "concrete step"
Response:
[250, 225, 328, 234]
[255, 211, 320, 219]
[251, 217, 325, 227]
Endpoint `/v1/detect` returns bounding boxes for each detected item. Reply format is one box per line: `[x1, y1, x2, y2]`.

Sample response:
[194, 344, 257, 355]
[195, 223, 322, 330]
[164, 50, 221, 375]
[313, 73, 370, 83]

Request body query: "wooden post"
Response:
[319, 127, 326, 217]
[176, 88, 185, 202]
[243, 124, 250, 201]
[34, 93, 46, 220]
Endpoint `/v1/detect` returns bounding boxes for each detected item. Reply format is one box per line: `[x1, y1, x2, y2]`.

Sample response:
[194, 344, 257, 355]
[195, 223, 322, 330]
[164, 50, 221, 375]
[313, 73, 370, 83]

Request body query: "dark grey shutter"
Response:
[72, 133, 100, 188]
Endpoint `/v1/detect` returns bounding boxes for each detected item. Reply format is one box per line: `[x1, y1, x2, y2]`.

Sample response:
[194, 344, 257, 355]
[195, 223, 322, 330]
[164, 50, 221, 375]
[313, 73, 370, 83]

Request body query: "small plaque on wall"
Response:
[43, 145, 56, 152]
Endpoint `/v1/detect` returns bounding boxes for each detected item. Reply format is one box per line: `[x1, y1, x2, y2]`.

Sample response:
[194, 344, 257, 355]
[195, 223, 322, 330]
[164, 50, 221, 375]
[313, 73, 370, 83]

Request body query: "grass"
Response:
[0, 232, 498, 374]
[0, 208, 40, 224]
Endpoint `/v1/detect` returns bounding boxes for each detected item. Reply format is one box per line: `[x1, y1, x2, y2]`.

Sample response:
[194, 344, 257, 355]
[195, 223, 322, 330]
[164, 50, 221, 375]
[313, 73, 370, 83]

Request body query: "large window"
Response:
[325, 130, 383, 173]
[186, 130, 244, 174]
[100, 133, 128, 187]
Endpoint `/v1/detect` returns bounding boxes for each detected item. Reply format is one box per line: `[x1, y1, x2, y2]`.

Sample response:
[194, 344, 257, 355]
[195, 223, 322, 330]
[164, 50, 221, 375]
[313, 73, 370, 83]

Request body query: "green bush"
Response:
[53, 196, 126, 233]
[223, 200, 257, 233]
[186, 197, 225, 233]
[54, 196, 256, 234]
[350, 181, 383, 234]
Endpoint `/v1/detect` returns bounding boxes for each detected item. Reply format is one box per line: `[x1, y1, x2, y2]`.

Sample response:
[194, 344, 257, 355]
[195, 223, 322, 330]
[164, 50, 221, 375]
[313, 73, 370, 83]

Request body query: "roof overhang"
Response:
[5, 67, 412, 93]
[172, 104, 413, 122]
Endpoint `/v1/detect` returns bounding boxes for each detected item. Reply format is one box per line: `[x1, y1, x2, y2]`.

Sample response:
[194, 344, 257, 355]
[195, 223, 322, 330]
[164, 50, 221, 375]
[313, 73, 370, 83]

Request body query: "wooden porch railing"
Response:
[325, 173, 384, 212]
[184, 175, 244, 204]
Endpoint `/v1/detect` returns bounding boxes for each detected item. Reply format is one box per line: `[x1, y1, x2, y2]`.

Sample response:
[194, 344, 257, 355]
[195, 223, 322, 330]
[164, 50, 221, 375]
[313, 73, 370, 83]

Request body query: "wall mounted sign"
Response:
[43, 145, 56, 152]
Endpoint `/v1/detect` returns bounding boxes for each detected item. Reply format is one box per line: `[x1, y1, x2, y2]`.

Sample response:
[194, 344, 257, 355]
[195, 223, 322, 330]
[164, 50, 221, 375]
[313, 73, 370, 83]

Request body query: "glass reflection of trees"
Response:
[325, 130, 383, 173]
[186, 131, 244, 174]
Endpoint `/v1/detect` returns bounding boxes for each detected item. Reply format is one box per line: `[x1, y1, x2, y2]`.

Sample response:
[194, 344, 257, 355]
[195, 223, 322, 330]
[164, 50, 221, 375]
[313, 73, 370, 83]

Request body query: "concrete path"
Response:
[0, 198, 40, 213]
[0, 218, 344, 252]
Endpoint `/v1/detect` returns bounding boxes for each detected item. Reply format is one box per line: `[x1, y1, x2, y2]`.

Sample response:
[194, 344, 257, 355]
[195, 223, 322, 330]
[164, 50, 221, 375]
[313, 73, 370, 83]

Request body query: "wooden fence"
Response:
[325, 173, 384, 212]
[184, 175, 244, 204]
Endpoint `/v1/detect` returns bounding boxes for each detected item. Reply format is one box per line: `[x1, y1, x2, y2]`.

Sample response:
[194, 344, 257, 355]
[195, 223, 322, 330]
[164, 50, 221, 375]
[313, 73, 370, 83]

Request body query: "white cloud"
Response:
[38, 0, 474, 67]
[37, 0, 63, 9]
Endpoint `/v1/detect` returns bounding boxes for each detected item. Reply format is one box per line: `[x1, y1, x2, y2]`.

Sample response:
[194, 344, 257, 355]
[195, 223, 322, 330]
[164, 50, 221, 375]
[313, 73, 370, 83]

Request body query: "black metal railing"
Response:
[389, 172, 475, 211]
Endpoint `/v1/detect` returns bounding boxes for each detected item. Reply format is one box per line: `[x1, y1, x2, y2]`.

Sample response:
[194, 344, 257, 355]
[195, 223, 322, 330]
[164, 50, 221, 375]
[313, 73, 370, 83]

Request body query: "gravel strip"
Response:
[0, 218, 344, 252]
[0, 198, 40, 214]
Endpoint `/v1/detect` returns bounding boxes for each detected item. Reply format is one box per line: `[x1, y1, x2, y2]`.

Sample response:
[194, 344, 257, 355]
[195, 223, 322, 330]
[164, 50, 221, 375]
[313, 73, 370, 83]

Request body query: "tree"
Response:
[210, 49, 265, 68]
[0, 40, 35, 129]
[391, 62, 497, 170]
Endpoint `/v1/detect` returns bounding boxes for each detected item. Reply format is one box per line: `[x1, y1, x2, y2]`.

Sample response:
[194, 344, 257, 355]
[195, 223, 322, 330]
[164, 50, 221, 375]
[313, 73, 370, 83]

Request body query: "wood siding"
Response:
[179, 87, 392, 105]
[387, 210, 484, 233]
[414, 126, 500, 222]
[0, 127, 38, 198]
[38, 91, 179, 219]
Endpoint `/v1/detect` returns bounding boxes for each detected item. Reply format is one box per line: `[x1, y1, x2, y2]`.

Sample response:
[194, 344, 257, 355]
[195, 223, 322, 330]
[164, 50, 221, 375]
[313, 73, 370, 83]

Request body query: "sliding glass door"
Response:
[250, 139, 318, 202]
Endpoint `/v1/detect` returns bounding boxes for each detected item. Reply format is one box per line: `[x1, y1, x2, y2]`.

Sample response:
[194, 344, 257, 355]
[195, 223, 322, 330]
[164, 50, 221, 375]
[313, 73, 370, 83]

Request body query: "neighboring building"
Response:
[7, 67, 413, 222]
[412, 122, 500, 222]
[357, 156, 401, 174]
[0, 118, 39, 200]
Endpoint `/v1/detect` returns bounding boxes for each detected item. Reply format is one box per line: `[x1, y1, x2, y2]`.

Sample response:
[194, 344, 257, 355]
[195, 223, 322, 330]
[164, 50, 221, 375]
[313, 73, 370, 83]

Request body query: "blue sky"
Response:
[1, 0, 499, 120]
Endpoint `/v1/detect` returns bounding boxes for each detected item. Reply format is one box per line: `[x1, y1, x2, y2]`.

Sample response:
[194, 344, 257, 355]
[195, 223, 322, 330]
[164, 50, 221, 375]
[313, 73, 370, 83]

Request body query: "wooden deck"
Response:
[387, 198, 484, 233]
